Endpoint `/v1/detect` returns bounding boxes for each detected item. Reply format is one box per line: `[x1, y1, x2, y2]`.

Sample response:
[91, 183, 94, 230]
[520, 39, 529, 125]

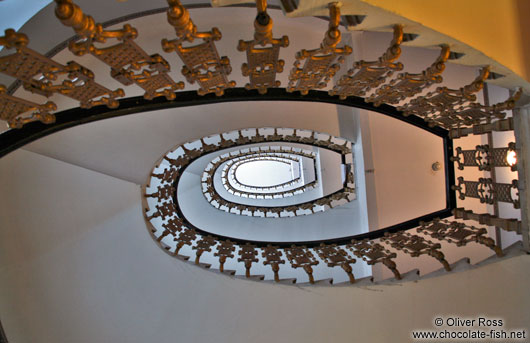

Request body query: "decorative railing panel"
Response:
[366, 45, 450, 106]
[449, 118, 514, 139]
[399, 67, 489, 128]
[238, 243, 259, 278]
[418, 218, 502, 256]
[453, 177, 520, 208]
[449, 89, 521, 128]
[237, 0, 289, 94]
[285, 245, 319, 284]
[329, 25, 403, 100]
[0, 84, 56, 128]
[452, 143, 517, 171]
[287, 3, 351, 95]
[54, 0, 184, 100]
[0, 29, 123, 110]
[347, 240, 401, 280]
[315, 244, 357, 283]
[162, 0, 235, 96]
[262, 245, 285, 282]
[453, 208, 522, 233]
[381, 231, 451, 271]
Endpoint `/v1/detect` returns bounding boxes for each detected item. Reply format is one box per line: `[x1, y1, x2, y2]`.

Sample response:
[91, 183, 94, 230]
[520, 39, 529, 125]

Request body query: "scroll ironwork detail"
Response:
[452, 177, 520, 209]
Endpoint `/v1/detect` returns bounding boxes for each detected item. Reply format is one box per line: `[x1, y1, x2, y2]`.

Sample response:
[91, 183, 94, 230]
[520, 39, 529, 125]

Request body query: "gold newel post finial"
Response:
[54, 0, 97, 39]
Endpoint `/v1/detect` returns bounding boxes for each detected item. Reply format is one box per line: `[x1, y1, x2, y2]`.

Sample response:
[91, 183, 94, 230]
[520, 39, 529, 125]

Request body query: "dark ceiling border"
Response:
[0, 88, 450, 158]
[168, 136, 454, 248]
[173, 207, 455, 249]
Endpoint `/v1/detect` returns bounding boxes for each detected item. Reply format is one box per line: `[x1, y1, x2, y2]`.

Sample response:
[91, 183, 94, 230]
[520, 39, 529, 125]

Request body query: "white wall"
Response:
[364, 111, 446, 229]
[23, 101, 341, 184]
[1, 146, 529, 343]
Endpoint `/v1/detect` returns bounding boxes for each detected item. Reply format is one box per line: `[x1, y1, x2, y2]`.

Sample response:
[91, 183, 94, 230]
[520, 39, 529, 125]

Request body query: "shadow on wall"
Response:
[516, 0, 530, 83]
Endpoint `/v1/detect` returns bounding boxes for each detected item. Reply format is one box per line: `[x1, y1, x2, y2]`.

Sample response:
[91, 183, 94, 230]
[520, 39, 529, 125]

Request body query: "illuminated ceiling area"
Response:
[230, 159, 303, 191]
[0, 0, 528, 342]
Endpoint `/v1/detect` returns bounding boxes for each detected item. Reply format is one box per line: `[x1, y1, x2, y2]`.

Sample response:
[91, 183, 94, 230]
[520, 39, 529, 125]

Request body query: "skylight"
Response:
[234, 159, 299, 189]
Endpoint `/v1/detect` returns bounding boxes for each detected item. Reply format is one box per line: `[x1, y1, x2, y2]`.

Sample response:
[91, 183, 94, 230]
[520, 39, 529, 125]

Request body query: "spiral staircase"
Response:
[0, 0, 529, 342]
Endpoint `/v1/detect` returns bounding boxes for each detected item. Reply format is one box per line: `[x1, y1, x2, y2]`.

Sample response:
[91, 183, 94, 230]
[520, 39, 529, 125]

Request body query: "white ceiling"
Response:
[0, 0, 50, 35]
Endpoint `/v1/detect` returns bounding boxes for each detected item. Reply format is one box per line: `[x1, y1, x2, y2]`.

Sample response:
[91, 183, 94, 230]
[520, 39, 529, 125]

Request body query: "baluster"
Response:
[237, 0, 289, 94]
[54, 0, 183, 100]
[287, 3, 351, 95]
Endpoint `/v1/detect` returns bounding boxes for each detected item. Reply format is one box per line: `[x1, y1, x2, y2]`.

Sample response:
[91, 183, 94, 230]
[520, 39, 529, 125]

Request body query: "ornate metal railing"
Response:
[0, 0, 523, 131]
[0, 0, 525, 287]
[218, 147, 318, 199]
[142, 182, 521, 284]
[149, 128, 355, 218]
[140, 110, 523, 284]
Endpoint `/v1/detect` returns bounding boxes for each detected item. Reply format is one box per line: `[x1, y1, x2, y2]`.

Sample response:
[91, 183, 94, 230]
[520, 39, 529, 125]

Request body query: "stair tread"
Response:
[333, 276, 374, 286]
[475, 241, 524, 267]
[421, 257, 472, 280]
[378, 268, 419, 283]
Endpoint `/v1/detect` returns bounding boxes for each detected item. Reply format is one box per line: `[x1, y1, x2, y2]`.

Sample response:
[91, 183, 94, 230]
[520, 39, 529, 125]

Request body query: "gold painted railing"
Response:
[0, 0, 525, 285]
[150, 128, 355, 218]
[141, 121, 523, 284]
[219, 148, 318, 199]
[0, 0, 523, 130]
